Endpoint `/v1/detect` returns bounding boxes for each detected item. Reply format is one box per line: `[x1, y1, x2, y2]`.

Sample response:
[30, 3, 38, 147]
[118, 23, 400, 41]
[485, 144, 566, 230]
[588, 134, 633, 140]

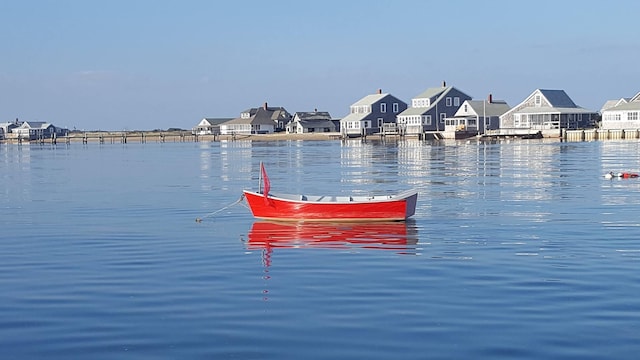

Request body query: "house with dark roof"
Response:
[499, 89, 597, 135]
[192, 118, 232, 135]
[220, 102, 292, 135]
[601, 91, 640, 130]
[286, 111, 335, 134]
[12, 121, 58, 140]
[396, 82, 472, 135]
[339, 89, 407, 137]
[443, 94, 510, 138]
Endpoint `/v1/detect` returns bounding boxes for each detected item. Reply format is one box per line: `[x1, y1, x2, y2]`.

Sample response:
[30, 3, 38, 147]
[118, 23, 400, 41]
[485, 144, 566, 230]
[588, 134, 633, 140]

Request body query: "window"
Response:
[377, 118, 383, 128]
[446, 97, 452, 107]
[440, 113, 446, 122]
[628, 112, 639, 121]
[393, 103, 399, 113]
[464, 104, 467, 112]
[535, 95, 541, 107]
[380, 103, 386, 113]
[412, 98, 430, 108]
[454, 97, 460, 106]
[425, 115, 431, 125]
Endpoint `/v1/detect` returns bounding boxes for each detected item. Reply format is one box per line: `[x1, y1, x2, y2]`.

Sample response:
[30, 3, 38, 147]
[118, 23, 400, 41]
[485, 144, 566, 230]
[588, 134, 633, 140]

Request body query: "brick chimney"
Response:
[442, 80, 446, 87]
[377, 88, 382, 94]
[263, 102, 268, 110]
[488, 94, 493, 104]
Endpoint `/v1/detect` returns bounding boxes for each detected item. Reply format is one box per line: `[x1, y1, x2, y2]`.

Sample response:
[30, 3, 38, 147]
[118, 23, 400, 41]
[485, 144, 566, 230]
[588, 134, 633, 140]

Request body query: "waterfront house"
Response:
[600, 91, 640, 130]
[0, 121, 19, 140]
[499, 89, 597, 136]
[192, 118, 232, 135]
[443, 94, 510, 138]
[12, 121, 58, 140]
[396, 82, 472, 135]
[286, 111, 335, 134]
[220, 103, 292, 135]
[339, 89, 407, 137]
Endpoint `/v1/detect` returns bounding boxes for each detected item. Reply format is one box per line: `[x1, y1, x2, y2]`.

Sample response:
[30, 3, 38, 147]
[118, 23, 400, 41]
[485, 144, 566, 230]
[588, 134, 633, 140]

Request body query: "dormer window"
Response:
[241, 112, 250, 119]
[412, 98, 430, 108]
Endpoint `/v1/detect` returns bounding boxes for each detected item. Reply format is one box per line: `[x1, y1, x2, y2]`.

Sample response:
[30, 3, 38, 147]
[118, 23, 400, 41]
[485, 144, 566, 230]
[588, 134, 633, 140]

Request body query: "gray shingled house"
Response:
[286, 111, 335, 134]
[499, 89, 597, 136]
[12, 121, 57, 140]
[220, 102, 292, 135]
[396, 82, 472, 135]
[339, 89, 407, 137]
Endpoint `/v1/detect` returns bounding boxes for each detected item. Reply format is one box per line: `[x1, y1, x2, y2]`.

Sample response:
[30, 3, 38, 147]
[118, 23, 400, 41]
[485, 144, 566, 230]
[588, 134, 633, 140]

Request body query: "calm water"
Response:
[2, 138, 640, 359]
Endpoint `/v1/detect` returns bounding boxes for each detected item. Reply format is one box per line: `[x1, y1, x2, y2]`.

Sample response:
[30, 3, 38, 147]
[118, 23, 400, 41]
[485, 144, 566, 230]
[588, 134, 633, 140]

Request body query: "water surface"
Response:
[2, 139, 640, 359]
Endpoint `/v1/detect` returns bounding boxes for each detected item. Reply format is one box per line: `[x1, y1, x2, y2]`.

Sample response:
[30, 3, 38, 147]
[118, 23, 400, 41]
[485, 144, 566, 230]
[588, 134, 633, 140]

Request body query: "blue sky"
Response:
[1, 0, 639, 130]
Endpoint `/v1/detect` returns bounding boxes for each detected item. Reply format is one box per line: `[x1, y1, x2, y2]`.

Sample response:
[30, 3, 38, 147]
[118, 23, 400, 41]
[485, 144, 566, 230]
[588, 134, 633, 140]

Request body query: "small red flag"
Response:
[261, 162, 270, 205]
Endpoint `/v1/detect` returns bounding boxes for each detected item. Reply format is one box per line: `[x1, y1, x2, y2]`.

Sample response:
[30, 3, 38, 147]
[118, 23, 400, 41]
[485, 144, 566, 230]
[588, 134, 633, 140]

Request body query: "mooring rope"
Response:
[195, 193, 246, 222]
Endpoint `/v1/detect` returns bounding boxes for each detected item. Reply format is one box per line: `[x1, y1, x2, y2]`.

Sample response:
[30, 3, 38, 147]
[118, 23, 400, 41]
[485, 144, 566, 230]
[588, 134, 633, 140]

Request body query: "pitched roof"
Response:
[224, 106, 290, 126]
[601, 98, 629, 112]
[459, 100, 510, 117]
[339, 112, 370, 123]
[201, 118, 232, 126]
[603, 101, 640, 112]
[21, 121, 50, 128]
[398, 86, 458, 117]
[398, 106, 432, 116]
[414, 87, 448, 100]
[538, 89, 577, 108]
[351, 93, 388, 106]
[294, 111, 332, 121]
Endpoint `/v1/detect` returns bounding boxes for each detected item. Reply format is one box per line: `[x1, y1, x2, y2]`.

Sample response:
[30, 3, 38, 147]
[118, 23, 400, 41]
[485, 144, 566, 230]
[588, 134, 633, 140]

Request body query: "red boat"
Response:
[243, 163, 418, 222]
[246, 220, 416, 250]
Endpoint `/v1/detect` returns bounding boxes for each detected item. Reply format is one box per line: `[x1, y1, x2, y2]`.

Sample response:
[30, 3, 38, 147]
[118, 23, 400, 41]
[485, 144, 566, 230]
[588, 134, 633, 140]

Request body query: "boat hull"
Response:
[243, 189, 418, 222]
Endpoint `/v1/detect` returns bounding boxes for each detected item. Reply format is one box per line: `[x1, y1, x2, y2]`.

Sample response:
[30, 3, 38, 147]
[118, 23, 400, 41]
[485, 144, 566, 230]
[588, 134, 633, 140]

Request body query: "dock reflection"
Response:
[246, 220, 418, 252]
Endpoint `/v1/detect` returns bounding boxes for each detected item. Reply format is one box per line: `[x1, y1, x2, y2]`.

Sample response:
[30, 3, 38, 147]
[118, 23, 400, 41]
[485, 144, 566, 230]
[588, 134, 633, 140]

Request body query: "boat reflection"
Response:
[246, 220, 418, 252]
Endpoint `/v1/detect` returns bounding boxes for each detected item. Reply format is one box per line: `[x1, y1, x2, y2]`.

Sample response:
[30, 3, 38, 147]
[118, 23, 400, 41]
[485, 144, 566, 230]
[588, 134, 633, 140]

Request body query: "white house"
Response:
[443, 94, 510, 137]
[601, 91, 640, 130]
[192, 118, 231, 135]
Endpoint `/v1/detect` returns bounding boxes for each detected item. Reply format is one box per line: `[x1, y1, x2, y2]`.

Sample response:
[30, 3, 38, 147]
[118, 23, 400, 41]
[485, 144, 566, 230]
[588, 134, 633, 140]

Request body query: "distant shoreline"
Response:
[0, 131, 346, 144]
